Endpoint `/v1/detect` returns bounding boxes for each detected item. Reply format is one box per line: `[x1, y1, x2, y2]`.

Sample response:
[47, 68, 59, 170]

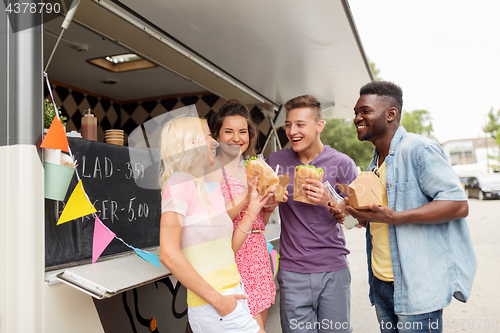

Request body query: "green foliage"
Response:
[44, 99, 67, 129]
[401, 109, 436, 141]
[484, 108, 500, 171]
[484, 107, 499, 139]
[321, 118, 374, 169]
[370, 62, 382, 81]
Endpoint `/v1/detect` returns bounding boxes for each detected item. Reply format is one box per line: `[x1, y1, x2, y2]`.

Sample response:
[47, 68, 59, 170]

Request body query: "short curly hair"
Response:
[360, 81, 403, 120]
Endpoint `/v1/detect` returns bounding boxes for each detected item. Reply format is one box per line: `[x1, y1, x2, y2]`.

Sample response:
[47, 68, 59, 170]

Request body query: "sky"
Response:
[348, 0, 500, 143]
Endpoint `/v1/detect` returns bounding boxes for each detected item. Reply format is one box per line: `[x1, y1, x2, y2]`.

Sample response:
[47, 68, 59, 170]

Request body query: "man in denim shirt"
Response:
[347, 81, 477, 333]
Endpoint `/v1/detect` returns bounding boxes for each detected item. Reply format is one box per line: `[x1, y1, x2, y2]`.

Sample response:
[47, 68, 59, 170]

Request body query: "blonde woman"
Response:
[158, 116, 272, 333]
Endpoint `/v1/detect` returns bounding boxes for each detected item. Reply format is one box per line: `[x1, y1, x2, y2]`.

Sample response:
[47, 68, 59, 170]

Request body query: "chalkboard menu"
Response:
[45, 138, 162, 269]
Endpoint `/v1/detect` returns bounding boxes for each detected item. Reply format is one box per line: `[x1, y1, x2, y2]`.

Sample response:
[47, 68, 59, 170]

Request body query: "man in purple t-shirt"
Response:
[266, 95, 357, 333]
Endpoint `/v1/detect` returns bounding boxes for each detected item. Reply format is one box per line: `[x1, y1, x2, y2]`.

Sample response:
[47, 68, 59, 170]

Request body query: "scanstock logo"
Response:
[3, 0, 77, 33]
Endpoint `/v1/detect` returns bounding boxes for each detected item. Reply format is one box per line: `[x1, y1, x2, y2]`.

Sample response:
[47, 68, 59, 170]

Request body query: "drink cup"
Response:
[44, 162, 75, 201]
[105, 129, 125, 145]
[106, 139, 124, 146]
[105, 129, 124, 135]
[44, 148, 61, 165]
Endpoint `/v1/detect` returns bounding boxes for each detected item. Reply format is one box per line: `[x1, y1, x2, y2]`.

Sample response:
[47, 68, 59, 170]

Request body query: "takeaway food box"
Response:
[336, 171, 384, 210]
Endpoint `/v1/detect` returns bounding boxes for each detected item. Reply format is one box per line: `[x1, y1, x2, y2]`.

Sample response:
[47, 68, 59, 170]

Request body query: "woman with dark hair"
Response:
[210, 100, 259, 159]
[210, 100, 278, 330]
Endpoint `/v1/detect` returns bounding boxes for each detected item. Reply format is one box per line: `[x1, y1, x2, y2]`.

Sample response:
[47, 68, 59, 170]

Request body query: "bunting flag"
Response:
[40, 117, 69, 152]
[267, 241, 274, 254]
[92, 216, 116, 264]
[57, 179, 97, 225]
[270, 249, 279, 278]
[134, 247, 161, 267]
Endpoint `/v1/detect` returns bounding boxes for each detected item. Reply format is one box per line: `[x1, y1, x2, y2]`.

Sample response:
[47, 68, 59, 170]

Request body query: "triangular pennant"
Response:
[92, 216, 116, 264]
[267, 241, 274, 254]
[276, 254, 280, 278]
[41, 117, 69, 152]
[57, 180, 97, 225]
[270, 249, 279, 278]
[134, 247, 161, 267]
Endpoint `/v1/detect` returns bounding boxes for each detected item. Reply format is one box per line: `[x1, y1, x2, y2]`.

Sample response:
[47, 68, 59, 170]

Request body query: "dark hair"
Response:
[209, 100, 258, 158]
[284, 95, 322, 122]
[360, 81, 403, 120]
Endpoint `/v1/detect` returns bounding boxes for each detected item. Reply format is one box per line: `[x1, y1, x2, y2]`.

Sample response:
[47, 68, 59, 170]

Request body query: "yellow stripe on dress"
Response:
[181, 237, 236, 276]
[187, 262, 241, 307]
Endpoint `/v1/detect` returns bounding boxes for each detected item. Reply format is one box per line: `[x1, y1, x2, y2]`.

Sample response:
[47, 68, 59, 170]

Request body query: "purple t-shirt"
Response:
[266, 146, 357, 273]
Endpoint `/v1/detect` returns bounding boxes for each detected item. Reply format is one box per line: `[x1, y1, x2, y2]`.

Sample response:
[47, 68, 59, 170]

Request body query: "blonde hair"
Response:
[159, 116, 211, 208]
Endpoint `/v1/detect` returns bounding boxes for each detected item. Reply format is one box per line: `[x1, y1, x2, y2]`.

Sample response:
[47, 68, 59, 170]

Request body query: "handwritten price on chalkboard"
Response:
[127, 197, 149, 222]
[125, 162, 145, 180]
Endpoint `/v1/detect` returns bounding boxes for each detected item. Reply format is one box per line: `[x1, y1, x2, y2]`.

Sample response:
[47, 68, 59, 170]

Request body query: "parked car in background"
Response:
[459, 177, 469, 190]
[464, 174, 500, 200]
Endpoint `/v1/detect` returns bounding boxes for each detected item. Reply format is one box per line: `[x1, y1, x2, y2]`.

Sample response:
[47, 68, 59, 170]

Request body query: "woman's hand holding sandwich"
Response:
[262, 191, 289, 224]
[233, 177, 274, 252]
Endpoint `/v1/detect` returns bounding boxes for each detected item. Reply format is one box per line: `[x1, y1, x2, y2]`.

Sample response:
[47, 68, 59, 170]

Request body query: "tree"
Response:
[401, 109, 436, 140]
[370, 62, 382, 81]
[483, 108, 500, 171]
[484, 107, 499, 139]
[321, 118, 374, 169]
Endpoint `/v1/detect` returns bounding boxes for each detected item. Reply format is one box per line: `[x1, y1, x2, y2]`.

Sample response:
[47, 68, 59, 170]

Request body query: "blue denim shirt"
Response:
[365, 126, 477, 315]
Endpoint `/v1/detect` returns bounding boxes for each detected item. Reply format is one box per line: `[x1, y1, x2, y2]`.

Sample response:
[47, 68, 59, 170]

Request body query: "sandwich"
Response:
[245, 156, 280, 197]
[293, 164, 325, 205]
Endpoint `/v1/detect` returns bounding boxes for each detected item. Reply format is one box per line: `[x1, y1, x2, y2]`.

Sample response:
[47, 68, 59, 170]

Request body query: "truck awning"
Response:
[68, 0, 372, 117]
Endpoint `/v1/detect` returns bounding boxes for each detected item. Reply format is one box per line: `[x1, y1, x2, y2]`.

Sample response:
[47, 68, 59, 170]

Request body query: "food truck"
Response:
[0, 0, 372, 332]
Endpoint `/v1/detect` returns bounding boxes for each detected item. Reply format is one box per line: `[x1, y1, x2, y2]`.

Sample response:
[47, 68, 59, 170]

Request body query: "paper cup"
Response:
[105, 130, 124, 135]
[106, 136, 124, 143]
[106, 139, 124, 146]
[44, 148, 61, 165]
[44, 162, 75, 201]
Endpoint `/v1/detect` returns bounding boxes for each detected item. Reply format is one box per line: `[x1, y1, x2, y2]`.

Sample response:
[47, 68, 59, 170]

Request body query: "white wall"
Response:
[0, 145, 45, 333]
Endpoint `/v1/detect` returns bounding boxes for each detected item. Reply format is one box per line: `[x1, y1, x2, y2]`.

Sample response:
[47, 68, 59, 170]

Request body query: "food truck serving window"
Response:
[45, 138, 170, 298]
